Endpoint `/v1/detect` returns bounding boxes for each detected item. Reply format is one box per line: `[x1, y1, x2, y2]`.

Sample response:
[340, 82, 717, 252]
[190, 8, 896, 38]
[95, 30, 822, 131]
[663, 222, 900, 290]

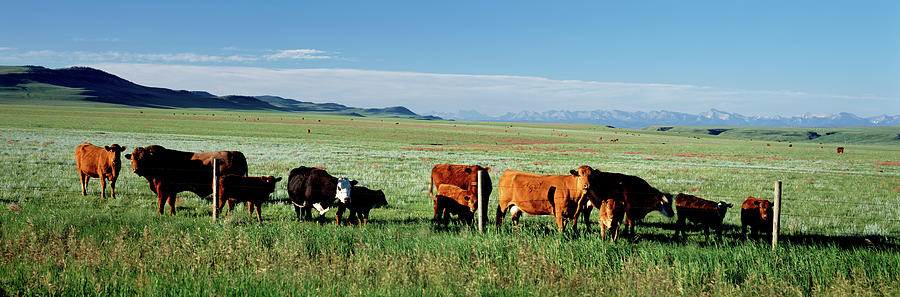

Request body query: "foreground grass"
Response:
[0, 104, 898, 296]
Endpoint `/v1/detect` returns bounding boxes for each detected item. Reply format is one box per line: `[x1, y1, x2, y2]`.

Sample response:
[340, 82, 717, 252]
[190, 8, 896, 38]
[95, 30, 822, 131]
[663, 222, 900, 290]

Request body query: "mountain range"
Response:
[432, 109, 900, 129]
[0, 65, 440, 120]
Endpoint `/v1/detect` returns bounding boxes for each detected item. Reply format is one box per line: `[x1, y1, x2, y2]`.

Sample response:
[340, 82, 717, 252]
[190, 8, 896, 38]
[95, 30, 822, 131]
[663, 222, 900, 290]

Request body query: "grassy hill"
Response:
[0, 65, 438, 119]
[647, 125, 900, 145]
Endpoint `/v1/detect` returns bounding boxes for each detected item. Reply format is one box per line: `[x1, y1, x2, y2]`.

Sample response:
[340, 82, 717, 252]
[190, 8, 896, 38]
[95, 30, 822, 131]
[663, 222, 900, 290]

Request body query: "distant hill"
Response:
[645, 125, 900, 145]
[0, 65, 440, 120]
[433, 108, 900, 129]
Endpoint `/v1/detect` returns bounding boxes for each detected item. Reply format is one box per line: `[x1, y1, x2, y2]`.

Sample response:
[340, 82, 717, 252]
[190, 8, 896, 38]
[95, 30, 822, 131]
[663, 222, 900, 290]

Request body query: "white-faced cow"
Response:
[287, 166, 357, 221]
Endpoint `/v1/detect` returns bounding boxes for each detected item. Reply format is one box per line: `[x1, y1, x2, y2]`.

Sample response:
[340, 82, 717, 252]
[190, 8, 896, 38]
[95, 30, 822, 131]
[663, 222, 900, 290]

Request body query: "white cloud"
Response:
[263, 49, 331, 60]
[0, 47, 11, 51]
[0, 48, 332, 64]
[87, 63, 898, 117]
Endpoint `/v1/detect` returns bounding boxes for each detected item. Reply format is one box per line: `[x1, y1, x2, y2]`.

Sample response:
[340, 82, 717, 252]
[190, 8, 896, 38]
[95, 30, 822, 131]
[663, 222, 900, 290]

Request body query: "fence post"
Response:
[212, 159, 218, 222]
[772, 180, 782, 250]
[477, 170, 487, 233]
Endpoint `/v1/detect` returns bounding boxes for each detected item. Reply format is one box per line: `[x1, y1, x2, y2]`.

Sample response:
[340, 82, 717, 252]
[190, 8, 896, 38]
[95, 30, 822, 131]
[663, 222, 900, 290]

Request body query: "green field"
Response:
[0, 104, 898, 296]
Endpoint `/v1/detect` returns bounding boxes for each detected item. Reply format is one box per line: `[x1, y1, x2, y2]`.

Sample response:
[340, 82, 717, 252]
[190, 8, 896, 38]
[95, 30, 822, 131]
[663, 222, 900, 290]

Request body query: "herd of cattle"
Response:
[74, 142, 774, 240]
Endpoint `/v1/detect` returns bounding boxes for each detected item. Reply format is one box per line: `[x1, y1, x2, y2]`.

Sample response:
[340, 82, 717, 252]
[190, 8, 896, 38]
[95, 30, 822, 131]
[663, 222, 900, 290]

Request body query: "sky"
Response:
[1, 1, 898, 116]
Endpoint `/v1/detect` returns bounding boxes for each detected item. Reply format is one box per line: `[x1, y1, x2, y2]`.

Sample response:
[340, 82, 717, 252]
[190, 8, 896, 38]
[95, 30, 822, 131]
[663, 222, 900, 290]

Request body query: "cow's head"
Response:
[716, 201, 734, 218]
[335, 177, 357, 204]
[658, 193, 675, 217]
[569, 165, 595, 200]
[464, 193, 477, 212]
[263, 176, 283, 191]
[124, 146, 149, 175]
[372, 190, 388, 208]
[755, 199, 772, 222]
[104, 144, 126, 167]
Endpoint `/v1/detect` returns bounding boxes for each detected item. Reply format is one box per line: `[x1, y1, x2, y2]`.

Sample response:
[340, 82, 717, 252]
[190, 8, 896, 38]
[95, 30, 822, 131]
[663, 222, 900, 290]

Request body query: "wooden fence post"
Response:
[772, 180, 782, 250]
[477, 170, 487, 233]
[212, 159, 218, 222]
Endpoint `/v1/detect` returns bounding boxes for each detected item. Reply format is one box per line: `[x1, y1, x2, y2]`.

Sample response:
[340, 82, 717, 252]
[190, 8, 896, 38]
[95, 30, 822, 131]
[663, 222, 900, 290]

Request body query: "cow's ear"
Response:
[125, 154, 132, 160]
[728, 203, 734, 208]
[569, 169, 579, 176]
[350, 180, 358, 186]
[484, 167, 491, 172]
[105, 145, 111, 151]
[121, 146, 126, 151]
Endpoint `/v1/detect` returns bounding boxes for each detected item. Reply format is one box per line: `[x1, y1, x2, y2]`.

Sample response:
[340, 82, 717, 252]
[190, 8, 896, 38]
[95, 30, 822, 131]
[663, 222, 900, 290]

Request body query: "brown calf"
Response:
[837, 147, 844, 154]
[741, 196, 773, 237]
[675, 193, 733, 238]
[434, 184, 475, 225]
[216, 175, 281, 222]
[75, 142, 126, 198]
[595, 198, 625, 241]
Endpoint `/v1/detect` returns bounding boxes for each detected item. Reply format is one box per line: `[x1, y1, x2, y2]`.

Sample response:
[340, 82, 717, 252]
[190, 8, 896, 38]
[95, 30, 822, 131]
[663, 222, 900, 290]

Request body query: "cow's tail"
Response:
[428, 174, 437, 200]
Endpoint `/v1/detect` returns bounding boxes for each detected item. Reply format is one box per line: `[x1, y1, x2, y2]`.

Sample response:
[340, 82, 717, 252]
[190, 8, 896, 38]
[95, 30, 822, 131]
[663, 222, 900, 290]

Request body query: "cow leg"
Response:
[99, 176, 107, 199]
[254, 202, 262, 222]
[432, 199, 441, 221]
[110, 177, 117, 199]
[80, 172, 88, 196]
[676, 216, 685, 238]
[156, 194, 166, 215]
[335, 205, 346, 225]
[582, 205, 592, 233]
[495, 205, 507, 231]
[168, 195, 177, 215]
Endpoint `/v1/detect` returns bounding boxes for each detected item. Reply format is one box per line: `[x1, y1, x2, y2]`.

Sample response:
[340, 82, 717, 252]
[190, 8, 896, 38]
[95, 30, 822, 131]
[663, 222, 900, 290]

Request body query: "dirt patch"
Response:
[875, 162, 900, 166]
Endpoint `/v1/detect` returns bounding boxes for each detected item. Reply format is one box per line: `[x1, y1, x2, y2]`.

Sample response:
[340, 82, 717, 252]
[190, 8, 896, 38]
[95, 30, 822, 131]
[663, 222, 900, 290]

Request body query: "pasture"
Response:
[0, 104, 898, 296]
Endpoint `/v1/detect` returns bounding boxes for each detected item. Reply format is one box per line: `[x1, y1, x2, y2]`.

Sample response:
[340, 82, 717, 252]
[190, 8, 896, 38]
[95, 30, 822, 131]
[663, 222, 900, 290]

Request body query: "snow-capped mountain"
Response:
[431, 109, 900, 129]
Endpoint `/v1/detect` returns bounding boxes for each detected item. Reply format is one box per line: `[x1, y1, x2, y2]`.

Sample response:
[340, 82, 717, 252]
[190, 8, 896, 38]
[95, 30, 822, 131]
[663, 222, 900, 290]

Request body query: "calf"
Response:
[594, 199, 625, 241]
[437, 184, 476, 223]
[434, 184, 475, 225]
[741, 196, 773, 237]
[216, 175, 281, 222]
[675, 193, 733, 238]
[75, 143, 126, 198]
[335, 186, 388, 225]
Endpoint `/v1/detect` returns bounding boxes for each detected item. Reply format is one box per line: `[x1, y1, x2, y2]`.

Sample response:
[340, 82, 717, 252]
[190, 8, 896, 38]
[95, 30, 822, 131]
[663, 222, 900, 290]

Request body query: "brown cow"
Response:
[125, 145, 248, 215]
[335, 185, 388, 225]
[594, 198, 625, 241]
[837, 147, 844, 154]
[585, 171, 674, 235]
[495, 166, 598, 232]
[434, 184, 475, 225]
[741, 196, 773, 237]
[216, 175, 281, 222]
[75, 143, 126, 198]
[429, 164, 492, 220]
[675, 193, 733, 238]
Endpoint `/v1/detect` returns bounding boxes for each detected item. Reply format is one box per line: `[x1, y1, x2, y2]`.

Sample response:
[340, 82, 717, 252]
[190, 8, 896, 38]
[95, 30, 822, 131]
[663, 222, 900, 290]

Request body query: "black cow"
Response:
[287, 166, 357, 221]
[335, 186, 388, 225]
[125, 145, 248, 215]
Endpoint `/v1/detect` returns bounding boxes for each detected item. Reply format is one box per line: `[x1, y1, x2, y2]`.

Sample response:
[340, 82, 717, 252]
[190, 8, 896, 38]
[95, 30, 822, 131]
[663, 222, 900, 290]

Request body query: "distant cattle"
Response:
[434, 184, 475, 225]
[335, 185, 388, 225]
[75, 142, 126, 198]
[837, 147, 844, 154]
[495, 166, 598, 232]
[216, 175, 281, 222]
[741, 196, 773, 237]
[674, 193, 733, 238]
[125, 145, 248, 215]
[429, 164, 492, 220]
[287, 166, 357, 221]
[584, 171, 674, 235]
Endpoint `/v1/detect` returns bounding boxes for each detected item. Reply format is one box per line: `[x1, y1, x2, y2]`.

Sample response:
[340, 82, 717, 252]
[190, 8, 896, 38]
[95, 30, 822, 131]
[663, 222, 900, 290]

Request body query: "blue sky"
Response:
[1, 1, 898, 116]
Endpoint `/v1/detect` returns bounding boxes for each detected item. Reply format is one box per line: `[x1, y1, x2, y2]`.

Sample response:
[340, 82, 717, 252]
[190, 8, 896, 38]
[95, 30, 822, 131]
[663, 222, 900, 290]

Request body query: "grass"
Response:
[0, 104, 898, 296]
[647, 125, 900, 146]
